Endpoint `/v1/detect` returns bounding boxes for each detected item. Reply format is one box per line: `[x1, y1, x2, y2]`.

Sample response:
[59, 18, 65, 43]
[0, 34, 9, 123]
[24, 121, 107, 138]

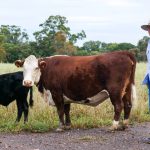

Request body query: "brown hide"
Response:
[36, 51, 136, 130]
[38, 51, 135, 101]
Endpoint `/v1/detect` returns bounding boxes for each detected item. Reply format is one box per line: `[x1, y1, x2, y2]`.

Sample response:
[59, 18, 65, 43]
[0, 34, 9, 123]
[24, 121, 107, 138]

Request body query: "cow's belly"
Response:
[0, 94, 15, 106]
[41, 89, 109, 107]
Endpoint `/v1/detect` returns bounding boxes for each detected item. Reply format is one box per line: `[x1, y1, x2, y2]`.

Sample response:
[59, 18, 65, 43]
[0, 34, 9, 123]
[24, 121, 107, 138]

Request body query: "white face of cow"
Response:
[23, 55, 41, 87]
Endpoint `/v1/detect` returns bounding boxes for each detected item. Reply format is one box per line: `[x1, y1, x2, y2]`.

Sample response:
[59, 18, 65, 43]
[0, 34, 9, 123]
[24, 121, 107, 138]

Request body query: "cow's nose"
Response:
[23, 80, 32, 87]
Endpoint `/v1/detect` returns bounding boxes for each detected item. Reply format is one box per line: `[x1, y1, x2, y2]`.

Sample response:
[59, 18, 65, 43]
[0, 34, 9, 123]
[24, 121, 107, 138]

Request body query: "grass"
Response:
[0, 63, 150, 132]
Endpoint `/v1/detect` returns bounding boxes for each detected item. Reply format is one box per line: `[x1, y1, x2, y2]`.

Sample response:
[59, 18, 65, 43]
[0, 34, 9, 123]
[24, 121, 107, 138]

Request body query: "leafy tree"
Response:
[0, 25, 30, 62]
[68, 31, 86, 44]
[137, 36, 150, 61]
[53, 31, 66, 50]
[0, 25, 28, 44]
[137, 36, 150, 52]
[55, 42, 77, 55]
[33, 15, 86, 56]
[117, 43, 135, 50]
[106, 43, 119, 51]
[52, 31, 77, 55]
[102, 42, 135, 52]
[0, 35, 6, 61]
[82, 41, 101, 51]
[101, 42, 108, 51]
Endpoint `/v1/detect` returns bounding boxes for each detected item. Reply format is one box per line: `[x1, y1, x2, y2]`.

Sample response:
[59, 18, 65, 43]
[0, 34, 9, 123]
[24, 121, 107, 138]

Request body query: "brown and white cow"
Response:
[15, 51, 136, 131]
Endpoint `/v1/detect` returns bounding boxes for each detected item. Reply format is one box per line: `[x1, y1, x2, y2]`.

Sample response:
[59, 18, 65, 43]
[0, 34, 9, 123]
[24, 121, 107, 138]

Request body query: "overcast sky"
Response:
[1, 0, 150, 46]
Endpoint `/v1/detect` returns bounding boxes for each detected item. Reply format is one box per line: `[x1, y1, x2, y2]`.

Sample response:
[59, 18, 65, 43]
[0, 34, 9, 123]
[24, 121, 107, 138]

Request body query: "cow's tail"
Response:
[128, 53, 137, 109]
[131, 84, 137, 109]
[29, 87, 34, 107]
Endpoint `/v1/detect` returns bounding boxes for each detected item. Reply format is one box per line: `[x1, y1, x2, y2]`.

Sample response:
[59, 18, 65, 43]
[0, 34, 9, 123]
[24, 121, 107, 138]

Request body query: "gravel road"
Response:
[0, 122, 150, 150]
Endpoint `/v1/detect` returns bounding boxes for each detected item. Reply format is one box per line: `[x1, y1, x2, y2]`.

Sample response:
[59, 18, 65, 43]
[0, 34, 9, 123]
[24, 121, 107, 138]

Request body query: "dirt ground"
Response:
[0, 122, 150, 150]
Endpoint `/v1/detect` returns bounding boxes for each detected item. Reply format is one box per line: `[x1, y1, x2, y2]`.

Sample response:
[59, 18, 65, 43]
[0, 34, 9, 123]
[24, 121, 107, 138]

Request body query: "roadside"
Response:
[0, 122, 150, 150]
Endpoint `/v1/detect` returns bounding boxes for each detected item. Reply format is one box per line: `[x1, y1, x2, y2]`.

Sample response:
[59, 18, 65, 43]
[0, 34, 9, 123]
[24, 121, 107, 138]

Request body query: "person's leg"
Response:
[148, 87, 150, 112]
[147, 76, 150, 112]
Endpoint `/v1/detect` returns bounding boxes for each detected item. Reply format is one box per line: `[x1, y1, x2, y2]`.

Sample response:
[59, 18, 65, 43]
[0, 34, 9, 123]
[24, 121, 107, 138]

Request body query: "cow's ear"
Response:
[15, 60, 24, 67]
[39, 61, 46, 69]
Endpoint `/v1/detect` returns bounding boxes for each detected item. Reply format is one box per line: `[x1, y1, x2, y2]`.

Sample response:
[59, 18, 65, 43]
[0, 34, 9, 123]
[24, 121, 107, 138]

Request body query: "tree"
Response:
[0, 35, 6, 62]
[137, 36, 150, 52]
[117, 43, 135, 50]
[0, 25, 28, 44]
[52, 31, 77, 55]
[52, 31, 66, 50]
[106, 43, 119, 51]
[82, 41, 101, 51]
[137, 36, 150, 61]
[0, 25, 30, 62]
[33, 15, 86, 56]
[104, 42, 135, 52]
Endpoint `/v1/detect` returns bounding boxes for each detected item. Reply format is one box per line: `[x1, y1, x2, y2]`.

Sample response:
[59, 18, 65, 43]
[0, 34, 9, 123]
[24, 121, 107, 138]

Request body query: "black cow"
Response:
[0, 71, 33, 123]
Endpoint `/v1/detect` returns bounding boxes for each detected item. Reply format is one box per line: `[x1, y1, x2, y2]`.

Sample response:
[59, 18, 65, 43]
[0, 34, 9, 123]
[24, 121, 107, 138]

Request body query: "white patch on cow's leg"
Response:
[123, 119, 129, 125]
[56, 127, 64, 132]
[123, 119, 129, 128]
[109, 120, 119, 131]
[65, 125, 71, 130]
[56, 122, 65, 132]
[112, 120, 119, 129]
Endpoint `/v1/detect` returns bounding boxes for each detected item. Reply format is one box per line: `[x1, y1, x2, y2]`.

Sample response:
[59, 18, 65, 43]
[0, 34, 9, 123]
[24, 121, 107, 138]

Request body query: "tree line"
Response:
[0, 15, 149, 63]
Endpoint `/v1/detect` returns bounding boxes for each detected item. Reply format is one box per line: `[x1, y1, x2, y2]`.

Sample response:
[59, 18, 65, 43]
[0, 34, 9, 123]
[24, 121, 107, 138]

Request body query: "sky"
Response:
[1, 0, 150, 46]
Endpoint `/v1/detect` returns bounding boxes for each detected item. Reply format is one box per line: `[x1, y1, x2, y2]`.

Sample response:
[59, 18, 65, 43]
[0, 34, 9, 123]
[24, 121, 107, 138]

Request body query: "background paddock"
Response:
[0, 63, 149, 132]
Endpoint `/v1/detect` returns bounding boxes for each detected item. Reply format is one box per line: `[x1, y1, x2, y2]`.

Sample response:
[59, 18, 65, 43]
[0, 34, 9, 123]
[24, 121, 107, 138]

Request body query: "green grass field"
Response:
[0, 63, 150, 132]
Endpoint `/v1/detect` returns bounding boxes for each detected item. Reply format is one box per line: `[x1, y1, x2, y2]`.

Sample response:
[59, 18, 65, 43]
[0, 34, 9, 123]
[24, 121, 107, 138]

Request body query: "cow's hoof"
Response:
[122, 124, 128, 130]
[65, 125, 71, 130]
[108, 126, 117, 132]
[109, 124, 120, 131]
[56, 128, 64, 132]
[109, 125, 125, 131]
[24, 121, 28, 124]
[123, 119, 129, 128]
[14, 121, 19, 125]
[118, 125, 126, 131]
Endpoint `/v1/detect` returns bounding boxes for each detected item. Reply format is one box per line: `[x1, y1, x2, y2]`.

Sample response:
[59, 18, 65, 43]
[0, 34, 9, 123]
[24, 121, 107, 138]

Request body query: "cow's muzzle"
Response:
[23, 80, 32, 87]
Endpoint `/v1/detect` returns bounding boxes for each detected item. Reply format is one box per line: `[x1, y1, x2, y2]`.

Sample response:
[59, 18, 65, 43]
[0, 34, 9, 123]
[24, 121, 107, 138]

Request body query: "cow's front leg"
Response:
[23, 100, 29, 123]
[52, 93, 65, 132]
[64, 104, 71, 129]
[16, 100, 23, 123]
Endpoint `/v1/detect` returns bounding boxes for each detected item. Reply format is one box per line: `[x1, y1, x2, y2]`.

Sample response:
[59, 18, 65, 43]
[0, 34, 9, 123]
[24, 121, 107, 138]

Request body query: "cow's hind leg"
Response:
[122, 85, 132, 128]
[109, 92, 124, 131]
[64, 104, 71, 129]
